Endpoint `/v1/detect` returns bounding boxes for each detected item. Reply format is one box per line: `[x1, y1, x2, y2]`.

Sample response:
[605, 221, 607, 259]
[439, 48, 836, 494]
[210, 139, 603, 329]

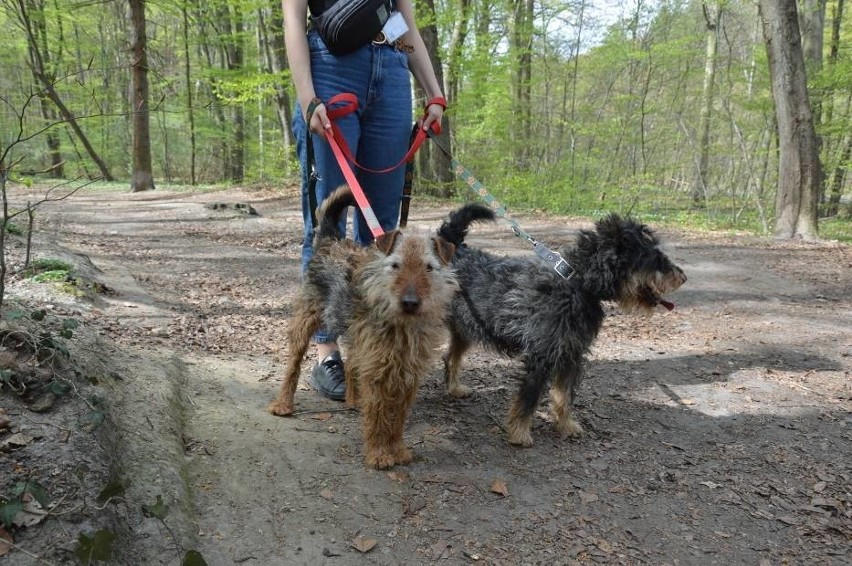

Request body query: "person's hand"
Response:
[419, 96, 447, 132]
[421, 101, 444, 133]
[305, 98, 332, 136]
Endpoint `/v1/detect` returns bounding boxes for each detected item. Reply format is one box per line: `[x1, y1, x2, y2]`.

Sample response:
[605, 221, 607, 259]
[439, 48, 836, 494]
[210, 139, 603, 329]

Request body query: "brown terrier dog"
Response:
[268, 185, 492, 469]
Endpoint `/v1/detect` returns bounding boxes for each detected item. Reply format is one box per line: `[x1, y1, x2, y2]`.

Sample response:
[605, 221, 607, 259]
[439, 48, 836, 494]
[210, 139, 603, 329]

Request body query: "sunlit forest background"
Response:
[0, 0, 849, 237]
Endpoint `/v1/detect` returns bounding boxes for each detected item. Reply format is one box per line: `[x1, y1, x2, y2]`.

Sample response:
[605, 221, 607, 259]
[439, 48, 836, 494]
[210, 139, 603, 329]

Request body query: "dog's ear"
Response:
[374, 230, 400, 255]
[432, 237, 456, 266]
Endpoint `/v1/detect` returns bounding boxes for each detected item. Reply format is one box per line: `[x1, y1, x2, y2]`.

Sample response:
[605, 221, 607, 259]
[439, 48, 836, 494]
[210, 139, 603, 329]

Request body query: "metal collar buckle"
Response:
[533, 244, 575, 280]
[552, 256, 575, 280]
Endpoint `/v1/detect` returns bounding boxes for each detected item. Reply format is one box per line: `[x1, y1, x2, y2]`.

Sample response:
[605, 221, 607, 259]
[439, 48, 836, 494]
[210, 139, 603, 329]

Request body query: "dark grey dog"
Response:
[437, 212, 687, 446]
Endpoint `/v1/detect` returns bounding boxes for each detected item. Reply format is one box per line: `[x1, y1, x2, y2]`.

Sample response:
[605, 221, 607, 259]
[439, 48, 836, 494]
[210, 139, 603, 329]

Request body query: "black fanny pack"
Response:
[312, 0, 396, 56]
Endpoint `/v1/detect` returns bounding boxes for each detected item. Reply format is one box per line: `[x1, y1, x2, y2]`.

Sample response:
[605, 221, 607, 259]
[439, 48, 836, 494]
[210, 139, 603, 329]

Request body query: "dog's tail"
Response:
[437, 203, 495, 246]
[314, 184, 356, 242]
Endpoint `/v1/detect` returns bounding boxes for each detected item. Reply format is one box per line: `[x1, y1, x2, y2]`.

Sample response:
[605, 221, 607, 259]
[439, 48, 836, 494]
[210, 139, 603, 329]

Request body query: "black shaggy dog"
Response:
[437, 212, 687, 447]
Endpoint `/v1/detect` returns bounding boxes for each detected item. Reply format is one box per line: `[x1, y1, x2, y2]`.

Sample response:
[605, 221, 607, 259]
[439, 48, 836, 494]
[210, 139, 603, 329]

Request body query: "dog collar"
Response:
[533, 242, 575, 280]
[513, 226, 575, 279]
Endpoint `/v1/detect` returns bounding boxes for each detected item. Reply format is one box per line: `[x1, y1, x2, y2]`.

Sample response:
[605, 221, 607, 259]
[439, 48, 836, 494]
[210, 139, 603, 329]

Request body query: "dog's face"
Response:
[592, 215, 687, 314]
[364, 230, 458, 317]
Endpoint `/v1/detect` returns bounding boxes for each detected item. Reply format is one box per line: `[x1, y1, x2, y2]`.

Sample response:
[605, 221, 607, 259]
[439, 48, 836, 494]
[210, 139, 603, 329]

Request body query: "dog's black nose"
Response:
[401, 288, 420, 314]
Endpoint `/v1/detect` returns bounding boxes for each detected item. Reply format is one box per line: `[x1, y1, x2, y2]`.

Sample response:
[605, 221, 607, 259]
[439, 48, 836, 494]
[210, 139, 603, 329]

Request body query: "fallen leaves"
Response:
[431, 539, 451, 560]
[351, 536, 377, 553]
[12, 497, 48, 528]
[319, 489, 334, 501]
[490, 479, 509, 497]
[0, 433, 34, 452]
[578, 490, 599, 504]
[0, 526, 12, 557]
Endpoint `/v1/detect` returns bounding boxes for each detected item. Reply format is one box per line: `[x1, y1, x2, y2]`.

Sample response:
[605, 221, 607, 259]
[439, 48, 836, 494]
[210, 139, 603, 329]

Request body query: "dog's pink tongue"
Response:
[659, 299, 675, 311]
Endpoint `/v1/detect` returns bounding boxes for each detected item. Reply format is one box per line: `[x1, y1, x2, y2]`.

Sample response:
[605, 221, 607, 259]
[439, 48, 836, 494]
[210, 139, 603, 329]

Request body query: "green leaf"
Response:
[11, 480, 51, 507]
[96, 479, 129, 505]
[79, 410, 105, 431]
[142, 495, 170, 520]
[62, 318, 79, 330]
[30, 309, 46, 321]
[60, 329, 74, 339]
[75, 530, 116, 562]
[6, 310, 26, 321]
[182, 550, 209, 566]
[48, 380, 71, 396]
[0, 501, 23, 529]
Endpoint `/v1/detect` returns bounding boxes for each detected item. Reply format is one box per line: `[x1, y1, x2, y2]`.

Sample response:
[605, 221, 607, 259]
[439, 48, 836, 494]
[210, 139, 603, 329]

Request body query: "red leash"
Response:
[319, 93, 446, 238]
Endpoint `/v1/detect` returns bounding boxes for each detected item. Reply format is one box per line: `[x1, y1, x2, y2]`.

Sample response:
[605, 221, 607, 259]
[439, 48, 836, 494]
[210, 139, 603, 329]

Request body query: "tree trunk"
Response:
[826, 134, 850, 216]
[759, 0, 821, 240]
[445, 0, 470, 106]
[129, 0, 156, 192]
[28, 1, 64, 178]
[693, 2, 722, 206]
[419, 0, 452, 192]
[218, 4, 245, 183]
[799, 0, 826, 73]
[15, 0, 114, 181]
[260, 3, 295, 160]
[182, 6, 197, 185]
[510, 0, 534, 170]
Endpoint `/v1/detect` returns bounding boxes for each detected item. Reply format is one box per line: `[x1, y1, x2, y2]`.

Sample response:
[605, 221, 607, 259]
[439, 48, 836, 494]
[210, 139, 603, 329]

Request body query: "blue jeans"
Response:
[293, 31, 413, 343]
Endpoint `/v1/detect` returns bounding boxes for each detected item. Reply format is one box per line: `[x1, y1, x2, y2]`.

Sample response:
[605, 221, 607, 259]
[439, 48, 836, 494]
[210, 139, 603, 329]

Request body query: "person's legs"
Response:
[293, 33, 378, 399]
[352, 45, 413, 244]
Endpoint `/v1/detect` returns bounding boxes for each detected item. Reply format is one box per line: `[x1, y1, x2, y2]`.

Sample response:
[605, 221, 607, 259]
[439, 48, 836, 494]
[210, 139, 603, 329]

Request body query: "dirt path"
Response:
[3, 186, 850, 565]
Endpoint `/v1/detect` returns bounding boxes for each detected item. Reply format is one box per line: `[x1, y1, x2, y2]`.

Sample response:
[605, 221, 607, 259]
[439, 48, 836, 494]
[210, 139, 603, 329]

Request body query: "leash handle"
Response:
[324, 93, 439, 175]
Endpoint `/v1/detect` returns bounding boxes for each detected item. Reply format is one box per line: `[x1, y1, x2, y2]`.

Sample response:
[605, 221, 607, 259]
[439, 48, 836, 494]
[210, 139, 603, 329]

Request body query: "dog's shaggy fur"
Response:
[437, 212, 687, 447]
[268, 185, 492, 469]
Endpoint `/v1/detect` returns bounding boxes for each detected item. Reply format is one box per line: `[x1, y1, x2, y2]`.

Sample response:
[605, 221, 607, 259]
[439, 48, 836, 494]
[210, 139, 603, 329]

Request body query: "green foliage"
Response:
[819, 217, 852, 243]
[0, 480, 51, 529]
[75, 530, 116, 563]
[96, 479, 130, 506]
[26, 258, 72, 284]
[0, 500, 23, 529]
[10, 480, 51, 507]
[31, 270, 69, 283]
[183, 550, 209, 566]
[142, 495, 170, 520]
[5, 222, 24, 236]
[30, 258, 72, 272]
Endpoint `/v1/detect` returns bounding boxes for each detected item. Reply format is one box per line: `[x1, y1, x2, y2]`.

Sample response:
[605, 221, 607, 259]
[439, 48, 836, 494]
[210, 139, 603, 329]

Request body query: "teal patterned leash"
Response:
[428, 132, 575, 279]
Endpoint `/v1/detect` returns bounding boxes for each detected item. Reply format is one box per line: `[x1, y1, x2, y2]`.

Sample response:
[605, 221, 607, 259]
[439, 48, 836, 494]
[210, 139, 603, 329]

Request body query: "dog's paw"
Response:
[507, 430, 534, 447]
[393, 446, 413, 465]
[556, 418, 584, 438]
[447, 383, 473, 398]
[365, 450, 398, 470]
[365, 445, 413, 469]
[267, 401, 294, 416]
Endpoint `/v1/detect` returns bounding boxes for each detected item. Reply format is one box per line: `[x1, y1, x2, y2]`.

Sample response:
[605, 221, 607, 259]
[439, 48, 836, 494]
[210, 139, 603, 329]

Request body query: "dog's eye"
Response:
[426, 263, 435, 272]
[390, 262, 400, 270]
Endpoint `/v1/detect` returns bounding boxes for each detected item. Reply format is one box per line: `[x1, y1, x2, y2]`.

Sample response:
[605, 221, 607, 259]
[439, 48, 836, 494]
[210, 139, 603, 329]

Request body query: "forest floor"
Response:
[1, 184, 850, 566]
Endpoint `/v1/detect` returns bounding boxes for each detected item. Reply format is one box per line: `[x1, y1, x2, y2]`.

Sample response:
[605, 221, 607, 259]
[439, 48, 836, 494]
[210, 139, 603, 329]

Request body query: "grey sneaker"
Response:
[309, 352, 346, 401]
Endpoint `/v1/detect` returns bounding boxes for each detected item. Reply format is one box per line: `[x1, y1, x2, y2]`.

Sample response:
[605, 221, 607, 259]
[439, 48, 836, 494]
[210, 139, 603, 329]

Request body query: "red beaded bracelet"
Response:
[425, 96, 447, 110]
